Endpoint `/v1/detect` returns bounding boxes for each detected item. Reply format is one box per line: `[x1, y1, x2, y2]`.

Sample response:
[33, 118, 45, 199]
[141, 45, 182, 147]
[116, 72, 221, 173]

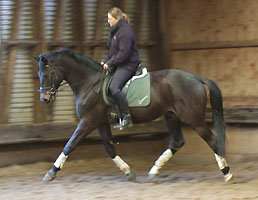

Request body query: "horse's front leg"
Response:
[43, 118, 93, 182]
[97, 122, 136, 182]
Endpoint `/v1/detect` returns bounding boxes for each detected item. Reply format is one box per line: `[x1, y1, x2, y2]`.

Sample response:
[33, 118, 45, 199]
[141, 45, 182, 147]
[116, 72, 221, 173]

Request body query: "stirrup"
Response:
[113, 115, 133, 130]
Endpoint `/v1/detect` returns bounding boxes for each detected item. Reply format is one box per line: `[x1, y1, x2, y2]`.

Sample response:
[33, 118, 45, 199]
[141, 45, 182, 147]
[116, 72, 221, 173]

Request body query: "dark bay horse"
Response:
[33, 48, 233, 182]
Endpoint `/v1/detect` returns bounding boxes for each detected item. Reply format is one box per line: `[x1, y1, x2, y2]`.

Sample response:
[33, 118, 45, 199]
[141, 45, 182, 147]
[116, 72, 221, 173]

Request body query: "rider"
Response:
[102, 7, 141, 130]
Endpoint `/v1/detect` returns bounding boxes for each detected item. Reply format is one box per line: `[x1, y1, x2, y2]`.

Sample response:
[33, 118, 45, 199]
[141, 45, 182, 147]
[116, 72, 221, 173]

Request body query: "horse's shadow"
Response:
[50, 170, 258, 185]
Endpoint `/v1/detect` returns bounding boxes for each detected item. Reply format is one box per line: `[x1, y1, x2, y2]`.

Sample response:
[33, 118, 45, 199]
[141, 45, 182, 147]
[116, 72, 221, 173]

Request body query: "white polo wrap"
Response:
[112, 156, 130, 174]
[54, 152, 68, 169]
[215, 153, 228, 170]
[149, 149, 173, 175]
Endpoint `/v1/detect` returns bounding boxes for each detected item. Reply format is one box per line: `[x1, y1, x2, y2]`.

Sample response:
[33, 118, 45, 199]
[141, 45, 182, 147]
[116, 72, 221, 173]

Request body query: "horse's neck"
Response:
[62, 61, 101, 96]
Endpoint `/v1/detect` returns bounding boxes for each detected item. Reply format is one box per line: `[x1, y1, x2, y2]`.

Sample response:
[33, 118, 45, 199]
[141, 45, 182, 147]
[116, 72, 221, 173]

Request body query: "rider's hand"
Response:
[103, 63, 109, 70]
[100, 61, 104, 65]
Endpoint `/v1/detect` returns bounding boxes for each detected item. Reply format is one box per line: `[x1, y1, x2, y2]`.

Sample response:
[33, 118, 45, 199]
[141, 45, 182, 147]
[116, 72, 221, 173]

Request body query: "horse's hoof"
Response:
[148, 173, 157, 181]
[126, 170, 136, 182]
[42, 169, 57, 182]
[224, 173, 234, 182]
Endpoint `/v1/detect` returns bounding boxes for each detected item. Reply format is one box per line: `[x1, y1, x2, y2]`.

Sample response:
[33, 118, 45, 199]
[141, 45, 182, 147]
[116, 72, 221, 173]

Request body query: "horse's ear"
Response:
[40, 55, 48, 65]
[32, 56, 39, 63]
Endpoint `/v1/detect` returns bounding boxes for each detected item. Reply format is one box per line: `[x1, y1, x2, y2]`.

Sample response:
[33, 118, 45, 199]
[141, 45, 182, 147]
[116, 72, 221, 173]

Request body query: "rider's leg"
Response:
[112, 91, 132, 129]
[109, 68, 133, 130]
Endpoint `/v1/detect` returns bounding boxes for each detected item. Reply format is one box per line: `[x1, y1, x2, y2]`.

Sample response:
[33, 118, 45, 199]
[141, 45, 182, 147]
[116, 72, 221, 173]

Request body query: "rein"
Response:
[95, 69, 109, 93]
[38, 64, 108, 100]
[37, 81, 68, 93]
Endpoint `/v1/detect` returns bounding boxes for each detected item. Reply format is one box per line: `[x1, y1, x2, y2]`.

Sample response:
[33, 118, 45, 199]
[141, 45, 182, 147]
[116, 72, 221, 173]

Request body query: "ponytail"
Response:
[122, 13, 130, 24]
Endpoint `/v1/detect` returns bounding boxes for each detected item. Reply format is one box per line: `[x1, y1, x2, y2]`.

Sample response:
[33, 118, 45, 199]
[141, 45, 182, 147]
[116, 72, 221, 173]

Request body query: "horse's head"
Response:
[32, 54, 64, 103]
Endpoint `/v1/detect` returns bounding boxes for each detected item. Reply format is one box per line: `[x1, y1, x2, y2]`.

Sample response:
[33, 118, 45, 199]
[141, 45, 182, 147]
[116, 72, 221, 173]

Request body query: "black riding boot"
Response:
[113, 91, 133, 130]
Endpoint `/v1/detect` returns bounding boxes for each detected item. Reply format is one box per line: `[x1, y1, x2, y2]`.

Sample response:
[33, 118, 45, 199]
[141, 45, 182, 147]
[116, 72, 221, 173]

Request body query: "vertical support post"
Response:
[81, 0, 90, 55]
[148, 0, 162, 71]
[92, 0, 105, 62]
[2, 48, 17, 123]
[132, 0, 144, 40]
[74, 0, 83, 53]
[31, 0, 49, 123]
[0, 6, 4, 123]
[158, 0, 171, 69]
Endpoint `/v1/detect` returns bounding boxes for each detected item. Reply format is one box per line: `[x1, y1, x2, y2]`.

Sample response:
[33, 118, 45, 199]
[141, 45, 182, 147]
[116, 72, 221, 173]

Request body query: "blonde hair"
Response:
[108, 7, 130, 24]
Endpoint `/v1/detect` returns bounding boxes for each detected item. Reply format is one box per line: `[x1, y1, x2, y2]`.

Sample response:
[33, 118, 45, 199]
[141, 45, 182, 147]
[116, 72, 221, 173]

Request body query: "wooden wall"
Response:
[160, 0, 258, 110]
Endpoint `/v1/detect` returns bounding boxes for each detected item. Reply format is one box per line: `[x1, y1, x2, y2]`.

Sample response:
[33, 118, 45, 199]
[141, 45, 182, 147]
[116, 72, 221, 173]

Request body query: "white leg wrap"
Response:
[215, 154, 233, 182]
[149, 149, 173, 175]
[215, 153, 228, 170]
[54, 152, 68, 169]
[112, 156, 130, 174]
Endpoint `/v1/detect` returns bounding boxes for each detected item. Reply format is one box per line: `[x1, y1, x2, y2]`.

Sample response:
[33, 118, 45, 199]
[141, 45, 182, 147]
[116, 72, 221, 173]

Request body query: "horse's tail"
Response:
[199, 77, 226, 156]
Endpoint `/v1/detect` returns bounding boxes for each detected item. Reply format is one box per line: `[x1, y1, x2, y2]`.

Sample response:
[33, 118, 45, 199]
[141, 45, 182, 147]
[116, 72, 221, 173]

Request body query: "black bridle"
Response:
[37, 64, 67, 102]
[37, 63, 108, 102]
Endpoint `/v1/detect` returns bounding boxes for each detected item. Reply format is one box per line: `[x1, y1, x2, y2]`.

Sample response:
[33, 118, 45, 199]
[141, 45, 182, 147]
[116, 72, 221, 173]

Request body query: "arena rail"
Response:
[1, 108, 258, 145]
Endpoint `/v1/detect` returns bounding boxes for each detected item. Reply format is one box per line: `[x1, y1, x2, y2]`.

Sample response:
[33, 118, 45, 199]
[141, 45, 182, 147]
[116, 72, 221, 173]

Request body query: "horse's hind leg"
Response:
[98, 122, 136, 182]
[193, 124, 233, 182]
[149, 112, 185, 179]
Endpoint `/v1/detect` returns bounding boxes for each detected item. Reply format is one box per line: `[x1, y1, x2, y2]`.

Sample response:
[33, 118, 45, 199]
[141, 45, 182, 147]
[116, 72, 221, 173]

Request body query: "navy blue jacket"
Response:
[105, 20, 140, 73]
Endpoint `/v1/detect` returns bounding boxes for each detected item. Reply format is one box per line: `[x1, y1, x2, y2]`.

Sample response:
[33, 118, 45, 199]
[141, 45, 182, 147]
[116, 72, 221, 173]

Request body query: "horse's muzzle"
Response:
[40, 93, 51, 103]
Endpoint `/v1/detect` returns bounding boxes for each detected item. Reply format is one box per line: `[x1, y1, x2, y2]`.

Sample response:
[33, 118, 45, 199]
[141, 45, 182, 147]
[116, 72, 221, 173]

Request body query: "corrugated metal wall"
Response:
[0, 0, 158, 125]
[18, 0, 33, 40]
[1, 0, 36, 124]
[0, 0, 13, 83]
[124, 0, 137, 26]
[62, 0, 74, 41]
[44, 0, 57, 41]
[0, 0, 14, 41]
[8, 48, 34, 123]
[84, 0, 98, 41]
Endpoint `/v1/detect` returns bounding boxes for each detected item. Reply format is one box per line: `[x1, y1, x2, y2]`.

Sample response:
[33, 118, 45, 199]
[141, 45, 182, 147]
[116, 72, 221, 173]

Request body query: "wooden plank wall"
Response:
[159, 0, 258, 122]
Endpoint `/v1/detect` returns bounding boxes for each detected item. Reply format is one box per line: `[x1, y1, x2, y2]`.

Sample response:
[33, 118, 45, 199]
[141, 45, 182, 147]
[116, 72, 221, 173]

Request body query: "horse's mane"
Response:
[46, 48, 103, 72]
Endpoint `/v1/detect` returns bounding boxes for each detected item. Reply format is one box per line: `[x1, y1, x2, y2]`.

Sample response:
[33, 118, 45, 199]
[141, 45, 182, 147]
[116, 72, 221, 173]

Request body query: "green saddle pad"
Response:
[103, 69, 150, 107]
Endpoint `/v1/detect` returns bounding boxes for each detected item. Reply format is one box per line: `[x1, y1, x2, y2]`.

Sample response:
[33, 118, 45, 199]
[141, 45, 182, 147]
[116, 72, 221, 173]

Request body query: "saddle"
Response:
[102, 66, 151, 108]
